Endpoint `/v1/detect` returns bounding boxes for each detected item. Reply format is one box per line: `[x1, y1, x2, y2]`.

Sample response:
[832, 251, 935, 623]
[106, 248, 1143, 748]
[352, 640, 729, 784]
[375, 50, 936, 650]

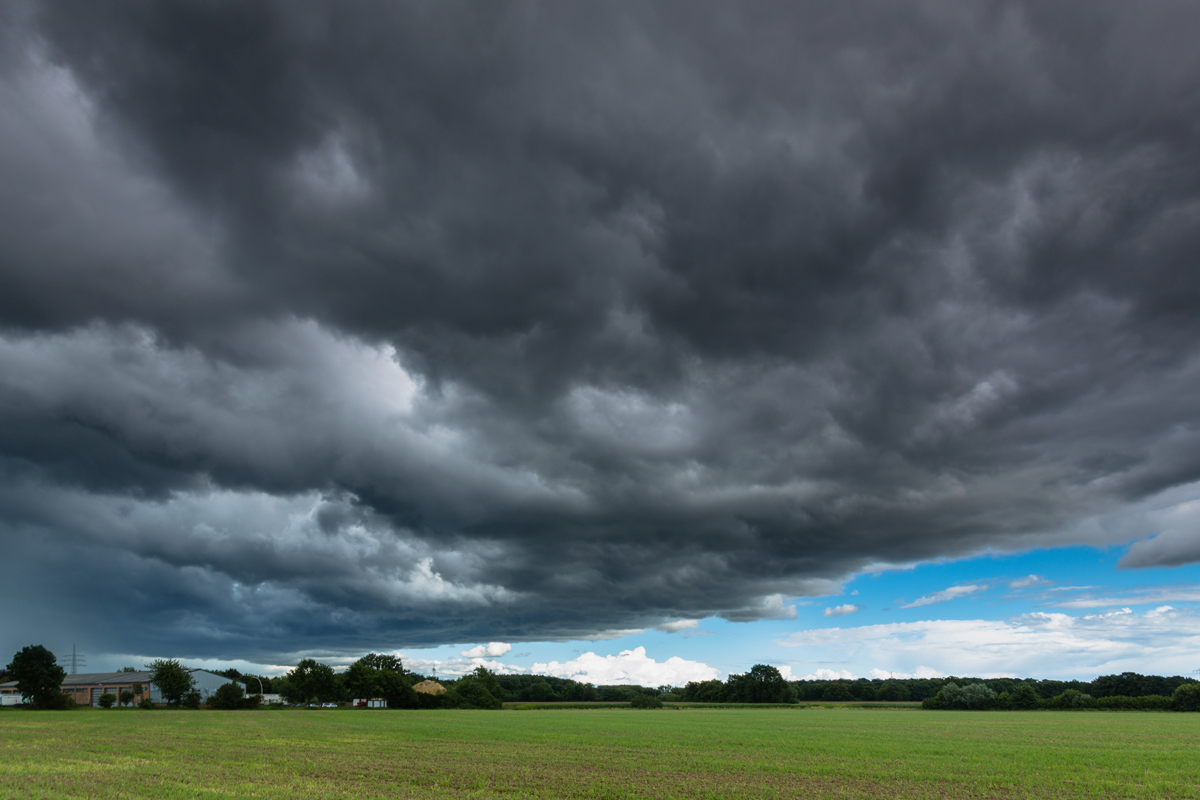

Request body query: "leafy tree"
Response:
[98, 693, 116, 709]
[877, 682, 910, 701]
[6, 645, 67, 709]
[523, 677, 555, 702]
[182, 689, 202, 709]
[726, 665, 797, 704]
[342, 661, 381, 700]
[145, 659, 196, 706]
[1011, 683, 1039, 710]
[682, 679, 727, 703]
[823, 682, 854, 701]
[453, 676, 502, 709]
[119, 689, 135, 707]
[280, 659, 341, 704]
[1171, 683, 1200, 712]
[924, 682, 996, 710]
[358, 653, 403, 673]
[209, 681, 247, 710]
[118, 667, 138, 673]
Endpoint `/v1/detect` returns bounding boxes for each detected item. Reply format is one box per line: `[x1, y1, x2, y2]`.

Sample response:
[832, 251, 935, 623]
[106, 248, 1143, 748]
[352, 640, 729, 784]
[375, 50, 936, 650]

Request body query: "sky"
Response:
[3, 0, 1200, 686]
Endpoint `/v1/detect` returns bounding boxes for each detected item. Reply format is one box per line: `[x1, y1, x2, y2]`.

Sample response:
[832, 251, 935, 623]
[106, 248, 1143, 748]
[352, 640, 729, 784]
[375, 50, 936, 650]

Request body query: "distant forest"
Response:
[208, 658, 1200, 712]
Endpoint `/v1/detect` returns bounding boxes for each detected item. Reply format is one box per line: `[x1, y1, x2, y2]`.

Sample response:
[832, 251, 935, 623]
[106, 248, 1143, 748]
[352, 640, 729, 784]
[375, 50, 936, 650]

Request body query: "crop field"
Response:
[2, 707, 1198, 799]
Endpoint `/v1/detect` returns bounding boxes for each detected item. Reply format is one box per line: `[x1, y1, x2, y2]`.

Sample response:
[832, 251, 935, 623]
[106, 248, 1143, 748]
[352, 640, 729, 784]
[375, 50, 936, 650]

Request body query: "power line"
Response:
[59, 644, 86, 676]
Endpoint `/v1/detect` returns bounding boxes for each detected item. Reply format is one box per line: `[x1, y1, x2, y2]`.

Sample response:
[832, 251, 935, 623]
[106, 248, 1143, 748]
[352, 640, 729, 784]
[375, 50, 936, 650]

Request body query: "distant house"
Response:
[0, 682, 25, 706]
[354, 698, 387, 708]
[0, 669, 236, 706]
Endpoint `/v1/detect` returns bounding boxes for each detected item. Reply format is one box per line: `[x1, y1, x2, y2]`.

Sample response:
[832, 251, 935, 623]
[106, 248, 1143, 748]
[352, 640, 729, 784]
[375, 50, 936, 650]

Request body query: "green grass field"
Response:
[2, 707, 1198, 799]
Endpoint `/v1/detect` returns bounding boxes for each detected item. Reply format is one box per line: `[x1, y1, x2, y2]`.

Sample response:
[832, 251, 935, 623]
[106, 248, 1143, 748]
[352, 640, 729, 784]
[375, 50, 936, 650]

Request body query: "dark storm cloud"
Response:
[3, 0, 1200, 662]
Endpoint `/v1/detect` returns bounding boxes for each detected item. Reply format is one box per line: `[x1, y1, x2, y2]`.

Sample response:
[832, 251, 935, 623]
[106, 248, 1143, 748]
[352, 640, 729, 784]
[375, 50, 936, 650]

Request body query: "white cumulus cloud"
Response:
[823, 604, 860, 617]
[778, 605, 1200, 678]
[460, 642, 512, 658]
[532, 646, 718, 686]
[655, 619, 700, 633]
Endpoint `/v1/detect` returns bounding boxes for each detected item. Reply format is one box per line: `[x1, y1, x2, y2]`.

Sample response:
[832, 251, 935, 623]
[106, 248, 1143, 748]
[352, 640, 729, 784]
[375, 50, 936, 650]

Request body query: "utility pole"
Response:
[59, 645, 86, 676]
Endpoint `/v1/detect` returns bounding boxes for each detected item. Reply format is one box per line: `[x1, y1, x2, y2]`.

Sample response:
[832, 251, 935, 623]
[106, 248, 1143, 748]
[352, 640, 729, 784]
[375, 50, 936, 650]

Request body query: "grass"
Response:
[2, 706, 1198, 798]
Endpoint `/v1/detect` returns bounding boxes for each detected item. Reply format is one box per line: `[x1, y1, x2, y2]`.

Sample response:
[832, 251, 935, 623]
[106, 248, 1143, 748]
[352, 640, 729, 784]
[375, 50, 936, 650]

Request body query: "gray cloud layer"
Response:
[3, 0, 1200, 662]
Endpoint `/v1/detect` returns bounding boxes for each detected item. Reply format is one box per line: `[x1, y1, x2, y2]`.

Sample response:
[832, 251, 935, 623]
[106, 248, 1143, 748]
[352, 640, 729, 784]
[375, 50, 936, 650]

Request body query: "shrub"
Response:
[97, 693, 117, 709]
[138, 698, 155, 709]
[1094, 694, 1170, 711]
[182, 690, 202, 709]
[1172, 683, 1200, 712]
[36, 691, 77, 710]
[925, 682, 996, 710]
[630, 693, 663, 709]
[209, 682, 247, 710]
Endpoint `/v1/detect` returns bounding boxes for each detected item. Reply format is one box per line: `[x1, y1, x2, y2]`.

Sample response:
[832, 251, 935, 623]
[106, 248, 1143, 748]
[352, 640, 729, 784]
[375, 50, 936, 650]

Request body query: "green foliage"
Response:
[1044, 689, 1094, 709]
[1011, 682, 1040, 710]
[36, 691, 77, 710]
[138, 698, 155, 709]
[145, 659, 196, 706]
[209, 682, 247, 710]
[1171, 683, 1200, 712]
[1095, 694, 1171, 711]
[682, 679, 727, 702]
[98, 693, 117, 709]
[450, 676, 502, 710]
[118, 689, 135, 707]
[342, 654, 417, 708]
[279, 659, 341, 705]
[823, 682, 854, 702]
[876, 682, 910, 701]
[630, 693, 663, 709]
[726, 665, 797, 704]
[6, 645, 67, 709]
[924, 682, 996, 710]
[182, 690, 202, 709]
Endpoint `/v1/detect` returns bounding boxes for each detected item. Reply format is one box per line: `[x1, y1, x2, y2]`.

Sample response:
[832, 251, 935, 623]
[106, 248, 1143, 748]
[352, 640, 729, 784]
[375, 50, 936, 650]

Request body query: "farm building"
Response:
[0, 668, 235, 706]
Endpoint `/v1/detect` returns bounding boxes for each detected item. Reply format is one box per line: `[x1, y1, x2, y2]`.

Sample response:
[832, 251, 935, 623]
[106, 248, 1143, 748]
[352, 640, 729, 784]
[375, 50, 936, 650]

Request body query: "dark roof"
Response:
[59, 671, 155, 686]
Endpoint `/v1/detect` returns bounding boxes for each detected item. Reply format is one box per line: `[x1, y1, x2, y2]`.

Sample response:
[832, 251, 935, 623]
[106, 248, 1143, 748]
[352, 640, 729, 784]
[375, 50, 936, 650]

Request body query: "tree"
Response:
[725, 665, 797, 704]
[145, 659, 196, 706]
[823, 682, 854, 701]
[6, 645, 67, 709]
[209, 682, 248, 710]
[682, 679, 726, 703]
[358, 653, 403, 673]
[453, 676, 502, 709]
[280, 659, 341, 704]
[119, 689, 135, 707]
[1172, 683, 1200, 712]
[877, 682, 910, 702]
[98, 693, 116, 709]
[1011, 683, 1039, 710]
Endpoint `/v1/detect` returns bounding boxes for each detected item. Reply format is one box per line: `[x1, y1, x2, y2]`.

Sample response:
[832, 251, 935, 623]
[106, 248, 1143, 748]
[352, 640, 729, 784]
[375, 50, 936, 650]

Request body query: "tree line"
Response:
[6, 644, 1198, 712]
